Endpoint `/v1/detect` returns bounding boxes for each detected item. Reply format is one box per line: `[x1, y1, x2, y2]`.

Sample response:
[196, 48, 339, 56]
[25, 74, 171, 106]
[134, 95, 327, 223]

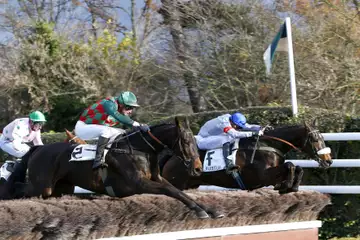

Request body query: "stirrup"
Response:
[92, 161, 108, 170]
[226, 164, 240, 174]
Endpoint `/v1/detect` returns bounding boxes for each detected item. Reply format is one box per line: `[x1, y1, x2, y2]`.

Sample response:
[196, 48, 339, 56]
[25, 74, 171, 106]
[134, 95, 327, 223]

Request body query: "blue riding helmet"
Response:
[230, 112, 247, 129]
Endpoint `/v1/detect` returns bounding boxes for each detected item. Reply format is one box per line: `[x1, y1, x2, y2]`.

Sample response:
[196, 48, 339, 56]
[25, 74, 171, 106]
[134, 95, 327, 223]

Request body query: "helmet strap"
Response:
[119, 92, 124, 104]
[30, 120, 44, 131]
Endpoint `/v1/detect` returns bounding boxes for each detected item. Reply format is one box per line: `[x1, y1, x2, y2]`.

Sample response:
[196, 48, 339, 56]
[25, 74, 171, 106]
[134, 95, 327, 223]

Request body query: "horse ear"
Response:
[303, 120, 310, 129]
[65, 128, 76, 139]
[183, 117, 190, 129]
[175, 116, 189, 129]
[312, 118, 319, 128]
[65, 128, 72, 137]
[175, 116, 182, 128]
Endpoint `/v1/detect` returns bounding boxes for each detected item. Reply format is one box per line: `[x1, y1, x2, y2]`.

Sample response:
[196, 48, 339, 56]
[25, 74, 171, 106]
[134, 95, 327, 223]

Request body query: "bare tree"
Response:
[159, 0, 202, 113]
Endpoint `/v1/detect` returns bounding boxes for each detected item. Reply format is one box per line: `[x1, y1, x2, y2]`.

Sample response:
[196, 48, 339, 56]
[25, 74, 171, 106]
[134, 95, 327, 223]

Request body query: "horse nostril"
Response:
[194, 168, 202, 175]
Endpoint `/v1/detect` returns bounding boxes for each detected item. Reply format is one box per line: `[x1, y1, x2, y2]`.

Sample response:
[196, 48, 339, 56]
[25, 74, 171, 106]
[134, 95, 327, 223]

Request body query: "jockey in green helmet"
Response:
[74, 91, 150, 170]
[0, 110, 46, 159]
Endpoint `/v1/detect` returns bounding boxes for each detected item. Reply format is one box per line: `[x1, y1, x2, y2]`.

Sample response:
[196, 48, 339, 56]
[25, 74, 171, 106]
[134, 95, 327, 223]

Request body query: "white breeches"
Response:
[0, 136, 30, 158]
[195, 134, 234, 150]
[74, 121, 126, 142]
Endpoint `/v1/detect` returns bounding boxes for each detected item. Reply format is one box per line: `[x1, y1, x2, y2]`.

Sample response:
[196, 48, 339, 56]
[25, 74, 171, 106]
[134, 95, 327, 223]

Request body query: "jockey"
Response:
[74, 91, 150, 170]
[195, 112, 263, 174]
[0, 111, 46, 159]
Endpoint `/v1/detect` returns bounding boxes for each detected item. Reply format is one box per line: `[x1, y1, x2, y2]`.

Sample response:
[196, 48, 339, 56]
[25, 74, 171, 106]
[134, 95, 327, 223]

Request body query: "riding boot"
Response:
[93, 136, 110, 170]
[223, 142, 239, 174]
[3, 158, 27, 198]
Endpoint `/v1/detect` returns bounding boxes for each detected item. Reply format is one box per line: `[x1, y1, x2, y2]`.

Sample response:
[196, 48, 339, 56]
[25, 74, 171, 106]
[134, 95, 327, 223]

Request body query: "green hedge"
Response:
[0, 106, 359, 239]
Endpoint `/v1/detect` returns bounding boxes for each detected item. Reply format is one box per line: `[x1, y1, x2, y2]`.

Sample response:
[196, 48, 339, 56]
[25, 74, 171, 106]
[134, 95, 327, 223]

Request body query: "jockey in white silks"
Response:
[0, 111, 46, 158]
[195, 112, 263, 174]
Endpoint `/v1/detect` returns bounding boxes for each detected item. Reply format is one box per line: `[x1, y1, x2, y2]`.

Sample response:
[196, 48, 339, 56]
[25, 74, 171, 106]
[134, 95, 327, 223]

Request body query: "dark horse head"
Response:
[127, 117, 203, 177]
[262, 120, 332, 168]
[162, 120, 332, 194]
[2, 117, 223, 219]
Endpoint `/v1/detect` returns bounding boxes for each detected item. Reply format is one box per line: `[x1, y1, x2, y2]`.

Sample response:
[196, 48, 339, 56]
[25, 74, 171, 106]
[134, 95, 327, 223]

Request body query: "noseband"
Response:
[303, 129, 330, 160]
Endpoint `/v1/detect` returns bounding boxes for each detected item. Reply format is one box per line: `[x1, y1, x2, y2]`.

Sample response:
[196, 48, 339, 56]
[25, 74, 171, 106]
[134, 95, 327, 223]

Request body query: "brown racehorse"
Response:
[2, 117, 223, 219]
[64, 122, 332, 194]
[161, 121, 333, 194]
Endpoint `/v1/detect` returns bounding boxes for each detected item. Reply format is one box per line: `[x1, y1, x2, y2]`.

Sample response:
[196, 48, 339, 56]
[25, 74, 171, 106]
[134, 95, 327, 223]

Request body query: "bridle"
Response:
[262, 128, 330, 161]
[141, 129, 196, 169]
[68, 136, 79, 144]
[302, 129, 330, 161]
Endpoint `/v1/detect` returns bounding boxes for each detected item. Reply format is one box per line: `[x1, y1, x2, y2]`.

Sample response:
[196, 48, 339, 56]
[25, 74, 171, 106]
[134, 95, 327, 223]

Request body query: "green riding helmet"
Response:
[29, 111, 47, 122]
[117, 91, 140, 107]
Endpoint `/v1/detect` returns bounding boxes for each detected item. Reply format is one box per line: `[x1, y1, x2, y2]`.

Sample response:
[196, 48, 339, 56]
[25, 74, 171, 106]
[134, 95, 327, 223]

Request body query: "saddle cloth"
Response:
[69, 144, 109, 162]
[203, 139, 239, 172]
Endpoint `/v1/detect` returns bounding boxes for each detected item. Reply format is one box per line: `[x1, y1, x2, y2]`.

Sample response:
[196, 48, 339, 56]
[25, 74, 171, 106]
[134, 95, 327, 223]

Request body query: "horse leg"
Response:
[151, 155, 223, 219]
[136, 177, 210, 219]
[190, 199, 224, 218]
[26, 170, 55, 198]
[255, 163, 294, 194]
[52, 180, 75, 197]
[287, 166, 304, 193]
[274, 162, 296, 194]
[246, 166, 280, 190]
[154, 175, 224, 218]
[25, 183, 53, 198]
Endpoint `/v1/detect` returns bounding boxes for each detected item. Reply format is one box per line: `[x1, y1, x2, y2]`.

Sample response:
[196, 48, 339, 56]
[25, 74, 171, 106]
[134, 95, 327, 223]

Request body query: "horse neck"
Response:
[150, 124, 178, 149]
[265, 125, 307, 152]
[121, 124, 178, 153]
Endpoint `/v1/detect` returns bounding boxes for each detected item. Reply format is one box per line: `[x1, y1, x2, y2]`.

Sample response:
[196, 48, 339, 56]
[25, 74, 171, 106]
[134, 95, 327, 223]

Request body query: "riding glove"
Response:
[258, 129, 264, 136]
[139, 124, 150, 132]
[252, 130, 263, 138]
[132, 121, 141, 127]
[266, 125, 274, 131]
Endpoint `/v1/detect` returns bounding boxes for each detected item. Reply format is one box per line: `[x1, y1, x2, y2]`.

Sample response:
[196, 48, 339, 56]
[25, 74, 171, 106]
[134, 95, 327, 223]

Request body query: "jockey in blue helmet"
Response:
[230, 112, 247, 129]
[195, 112, 263, 174]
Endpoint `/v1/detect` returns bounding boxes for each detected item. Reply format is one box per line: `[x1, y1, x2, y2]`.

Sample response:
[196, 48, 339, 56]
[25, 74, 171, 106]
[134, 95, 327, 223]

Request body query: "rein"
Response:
[145, 130, 183, 155]
[138, 130, 191, 169]
[145, 130, 194, 169]
[262, 135, 301, 152]
[147, 131, 167, 148]
[68, 136, 79, 143]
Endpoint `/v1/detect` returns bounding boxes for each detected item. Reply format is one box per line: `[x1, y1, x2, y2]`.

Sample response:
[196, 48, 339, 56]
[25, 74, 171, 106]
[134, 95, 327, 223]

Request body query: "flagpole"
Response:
[285, 17, 298, 117]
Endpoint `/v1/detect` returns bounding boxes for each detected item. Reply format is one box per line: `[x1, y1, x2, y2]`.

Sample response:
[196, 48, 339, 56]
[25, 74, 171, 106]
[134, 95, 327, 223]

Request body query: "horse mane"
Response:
[270, 124, 304, 130]
[125, 122, 176, 135]
[113, 122, 177, 143]
[265, 124, 306, 134]
[64, 123, 178, 145]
